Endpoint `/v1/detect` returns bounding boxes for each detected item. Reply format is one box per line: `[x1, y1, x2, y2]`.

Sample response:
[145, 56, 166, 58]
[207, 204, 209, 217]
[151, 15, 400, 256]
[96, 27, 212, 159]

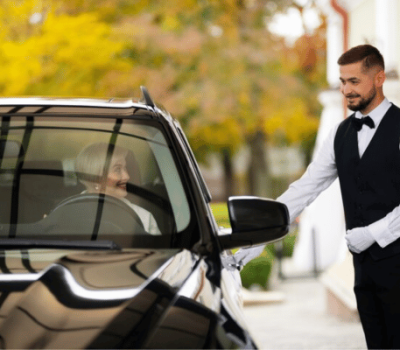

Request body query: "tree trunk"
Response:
[222, 148, 234, 200]
[247, 130, 271, 197]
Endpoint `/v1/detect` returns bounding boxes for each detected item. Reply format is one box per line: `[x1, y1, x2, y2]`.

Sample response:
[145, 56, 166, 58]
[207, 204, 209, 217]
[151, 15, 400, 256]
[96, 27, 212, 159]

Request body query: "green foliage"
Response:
[278, 228, 298, 258]
[240, 245, 275, 290]
[210, 202, 230, 228]
[284, 229, 298, 256]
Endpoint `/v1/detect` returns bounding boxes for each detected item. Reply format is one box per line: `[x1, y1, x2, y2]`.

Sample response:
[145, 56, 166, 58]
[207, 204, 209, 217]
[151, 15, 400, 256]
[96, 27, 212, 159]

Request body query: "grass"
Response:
[210, 202, 231, 228]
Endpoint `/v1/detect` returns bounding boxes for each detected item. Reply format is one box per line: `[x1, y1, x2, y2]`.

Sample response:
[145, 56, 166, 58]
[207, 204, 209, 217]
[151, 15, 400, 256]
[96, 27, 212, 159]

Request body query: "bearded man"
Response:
[234, 44, 400, 349]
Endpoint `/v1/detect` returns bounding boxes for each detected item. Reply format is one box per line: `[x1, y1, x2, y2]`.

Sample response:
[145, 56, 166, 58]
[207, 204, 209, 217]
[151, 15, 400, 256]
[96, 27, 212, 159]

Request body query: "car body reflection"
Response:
[0, 249, 254, 349]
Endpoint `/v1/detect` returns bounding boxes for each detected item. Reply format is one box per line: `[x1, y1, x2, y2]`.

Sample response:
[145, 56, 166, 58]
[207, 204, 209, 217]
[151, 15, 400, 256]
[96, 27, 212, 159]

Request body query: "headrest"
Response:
[0, 140, 22, 158]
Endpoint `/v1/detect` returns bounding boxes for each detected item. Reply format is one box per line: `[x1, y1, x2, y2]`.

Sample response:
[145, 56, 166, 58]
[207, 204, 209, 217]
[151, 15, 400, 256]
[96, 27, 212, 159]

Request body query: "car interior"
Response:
[0, 139, 176, 240]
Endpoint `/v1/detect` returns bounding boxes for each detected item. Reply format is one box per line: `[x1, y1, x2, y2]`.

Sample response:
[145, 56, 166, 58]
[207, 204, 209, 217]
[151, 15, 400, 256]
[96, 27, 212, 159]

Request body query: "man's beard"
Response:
[346, 86, 377, 112]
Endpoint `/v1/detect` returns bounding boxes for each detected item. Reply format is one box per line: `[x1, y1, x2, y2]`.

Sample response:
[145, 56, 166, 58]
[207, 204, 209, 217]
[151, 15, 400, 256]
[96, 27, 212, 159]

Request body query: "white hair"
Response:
[75, 142, 128, 191]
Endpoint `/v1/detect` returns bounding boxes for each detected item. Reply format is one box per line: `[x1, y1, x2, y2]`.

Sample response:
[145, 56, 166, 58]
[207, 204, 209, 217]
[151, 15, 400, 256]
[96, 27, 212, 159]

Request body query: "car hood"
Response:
[0, 248, 194, 349]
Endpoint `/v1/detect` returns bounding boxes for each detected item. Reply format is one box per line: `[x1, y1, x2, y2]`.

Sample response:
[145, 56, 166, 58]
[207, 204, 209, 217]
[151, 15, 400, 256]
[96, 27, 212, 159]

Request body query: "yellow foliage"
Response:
[0, 0, 325, 162]
[264, 97, 319, 144]
[0, 7, 128, 96]
[161, 15, 181, 32]
[189, 116, 243, 157]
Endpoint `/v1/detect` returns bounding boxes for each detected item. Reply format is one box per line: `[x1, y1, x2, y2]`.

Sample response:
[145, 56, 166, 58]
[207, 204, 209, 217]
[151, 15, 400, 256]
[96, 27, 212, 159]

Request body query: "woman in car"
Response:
[75, 142, 160, 235]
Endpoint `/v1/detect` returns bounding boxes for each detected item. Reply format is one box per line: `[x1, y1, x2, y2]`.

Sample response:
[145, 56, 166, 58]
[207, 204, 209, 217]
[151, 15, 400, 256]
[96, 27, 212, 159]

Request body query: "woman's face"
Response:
[101, 155, 130, 198]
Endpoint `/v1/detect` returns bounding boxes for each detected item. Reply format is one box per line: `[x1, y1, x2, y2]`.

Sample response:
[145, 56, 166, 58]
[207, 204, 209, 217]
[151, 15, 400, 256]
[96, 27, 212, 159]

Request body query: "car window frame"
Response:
[0, 111, 203, 249]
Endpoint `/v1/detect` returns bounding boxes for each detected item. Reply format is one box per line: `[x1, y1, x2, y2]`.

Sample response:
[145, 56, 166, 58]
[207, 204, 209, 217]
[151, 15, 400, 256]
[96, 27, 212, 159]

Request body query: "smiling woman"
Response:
[75, 142, 160, 235]
[75, 143, 131, 199]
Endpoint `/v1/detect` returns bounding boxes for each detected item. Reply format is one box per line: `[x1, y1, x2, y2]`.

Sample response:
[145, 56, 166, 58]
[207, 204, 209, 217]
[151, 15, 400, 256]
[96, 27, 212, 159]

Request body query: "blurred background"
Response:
[0, 0, 327, 202]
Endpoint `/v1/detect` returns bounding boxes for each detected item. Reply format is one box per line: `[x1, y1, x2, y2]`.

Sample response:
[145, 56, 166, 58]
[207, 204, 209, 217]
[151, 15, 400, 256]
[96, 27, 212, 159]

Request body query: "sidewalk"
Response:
[243, 277, 366, 349]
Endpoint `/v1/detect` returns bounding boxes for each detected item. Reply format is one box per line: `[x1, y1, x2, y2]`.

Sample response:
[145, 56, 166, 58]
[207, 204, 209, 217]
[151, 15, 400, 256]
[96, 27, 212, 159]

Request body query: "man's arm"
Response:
[232, 125, 340, 268]
[346, 205, 400, 253]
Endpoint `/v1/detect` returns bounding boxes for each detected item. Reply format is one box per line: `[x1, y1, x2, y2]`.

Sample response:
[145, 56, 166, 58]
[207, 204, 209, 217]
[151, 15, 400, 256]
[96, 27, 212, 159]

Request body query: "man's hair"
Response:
[337, 44, 385, 72]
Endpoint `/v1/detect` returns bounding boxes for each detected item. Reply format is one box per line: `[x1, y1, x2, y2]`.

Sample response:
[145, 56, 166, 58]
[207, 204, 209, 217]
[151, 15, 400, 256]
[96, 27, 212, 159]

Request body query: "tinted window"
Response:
[0, 115, 191, 248]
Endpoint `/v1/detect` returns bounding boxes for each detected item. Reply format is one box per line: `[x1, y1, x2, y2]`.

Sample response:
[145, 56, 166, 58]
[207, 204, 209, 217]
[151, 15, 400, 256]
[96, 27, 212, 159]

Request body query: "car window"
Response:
[0, 115, 192, 248]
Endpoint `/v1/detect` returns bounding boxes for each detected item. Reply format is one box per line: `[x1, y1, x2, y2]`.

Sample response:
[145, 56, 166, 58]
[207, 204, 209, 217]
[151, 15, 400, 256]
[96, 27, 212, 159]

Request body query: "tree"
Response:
[118, 0, 325, 199]
[0, 0, 129, 96]
[0, 0, 327, 200]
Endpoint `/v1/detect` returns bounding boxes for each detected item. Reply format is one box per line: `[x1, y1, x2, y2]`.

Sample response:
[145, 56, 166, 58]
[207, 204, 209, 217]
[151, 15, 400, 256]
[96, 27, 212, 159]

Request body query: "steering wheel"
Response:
[46, 193, 147, 237]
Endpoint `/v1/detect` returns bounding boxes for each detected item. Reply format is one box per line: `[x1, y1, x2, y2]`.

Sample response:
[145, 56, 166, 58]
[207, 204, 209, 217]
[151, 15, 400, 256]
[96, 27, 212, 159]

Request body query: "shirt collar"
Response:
[355, 98, 392, 129]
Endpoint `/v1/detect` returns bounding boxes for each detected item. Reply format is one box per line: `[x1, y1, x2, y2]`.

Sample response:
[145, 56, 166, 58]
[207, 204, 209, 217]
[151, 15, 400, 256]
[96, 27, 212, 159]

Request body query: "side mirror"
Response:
[218, 196, 289, 250]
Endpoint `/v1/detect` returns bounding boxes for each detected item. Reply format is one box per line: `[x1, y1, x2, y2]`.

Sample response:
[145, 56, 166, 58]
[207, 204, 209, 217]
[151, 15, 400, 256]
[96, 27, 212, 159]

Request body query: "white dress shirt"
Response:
[234, 98, 400, 266]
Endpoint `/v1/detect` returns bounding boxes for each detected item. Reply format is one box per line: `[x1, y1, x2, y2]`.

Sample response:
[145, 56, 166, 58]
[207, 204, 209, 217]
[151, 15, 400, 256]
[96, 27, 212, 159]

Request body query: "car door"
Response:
[140, 122, 256, 349]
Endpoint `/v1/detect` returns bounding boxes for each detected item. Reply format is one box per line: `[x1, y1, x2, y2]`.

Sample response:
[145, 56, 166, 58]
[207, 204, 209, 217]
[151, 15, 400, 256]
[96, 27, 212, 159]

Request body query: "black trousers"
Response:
[353, 252, 400, 349]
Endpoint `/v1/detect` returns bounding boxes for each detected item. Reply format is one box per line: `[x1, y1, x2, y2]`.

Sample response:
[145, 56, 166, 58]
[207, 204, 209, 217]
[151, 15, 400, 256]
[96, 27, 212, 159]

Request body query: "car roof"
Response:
[0, 96, 138, 108]
[0, 96, 150, 115]
[0, 87, 166, 118]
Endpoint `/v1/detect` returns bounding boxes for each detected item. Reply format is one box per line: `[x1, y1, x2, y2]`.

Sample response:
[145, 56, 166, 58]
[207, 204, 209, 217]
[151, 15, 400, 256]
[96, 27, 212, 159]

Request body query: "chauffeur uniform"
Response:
[335, 102, 400, 349]
[234, 98, 400, 349]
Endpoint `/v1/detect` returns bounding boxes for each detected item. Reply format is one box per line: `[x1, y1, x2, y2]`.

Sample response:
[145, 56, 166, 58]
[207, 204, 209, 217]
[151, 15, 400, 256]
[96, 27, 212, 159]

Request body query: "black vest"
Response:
[334, 104, 400, 260]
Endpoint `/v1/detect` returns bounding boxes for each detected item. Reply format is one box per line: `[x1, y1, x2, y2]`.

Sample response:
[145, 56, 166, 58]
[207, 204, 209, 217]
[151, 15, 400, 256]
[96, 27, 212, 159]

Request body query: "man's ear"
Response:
[375, 69, 386, 87]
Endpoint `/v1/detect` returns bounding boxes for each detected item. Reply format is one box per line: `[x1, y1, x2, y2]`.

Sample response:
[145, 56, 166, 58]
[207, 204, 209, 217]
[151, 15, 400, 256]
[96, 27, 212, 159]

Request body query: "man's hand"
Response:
[221, 255, 241, 271]
[221, 245, 266, 271]
[233, 245, 265, 267]
[345, 226, 375, 253]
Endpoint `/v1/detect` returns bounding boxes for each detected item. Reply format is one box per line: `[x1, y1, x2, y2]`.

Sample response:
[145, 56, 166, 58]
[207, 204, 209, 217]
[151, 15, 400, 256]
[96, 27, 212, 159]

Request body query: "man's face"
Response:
[339, 61, 379, 114]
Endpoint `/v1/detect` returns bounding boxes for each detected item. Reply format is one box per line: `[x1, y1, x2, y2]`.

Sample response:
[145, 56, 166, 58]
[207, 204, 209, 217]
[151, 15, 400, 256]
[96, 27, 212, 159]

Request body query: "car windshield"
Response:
[0, 113, 193, 249]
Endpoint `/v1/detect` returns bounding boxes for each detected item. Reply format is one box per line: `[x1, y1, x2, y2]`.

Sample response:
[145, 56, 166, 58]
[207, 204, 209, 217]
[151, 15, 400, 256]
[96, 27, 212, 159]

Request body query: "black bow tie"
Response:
[352, 116, 375, 131]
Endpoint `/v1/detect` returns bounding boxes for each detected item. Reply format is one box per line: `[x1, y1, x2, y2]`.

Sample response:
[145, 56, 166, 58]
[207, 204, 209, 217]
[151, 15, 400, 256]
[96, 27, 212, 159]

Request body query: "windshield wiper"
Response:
[0, 239, 121, 250]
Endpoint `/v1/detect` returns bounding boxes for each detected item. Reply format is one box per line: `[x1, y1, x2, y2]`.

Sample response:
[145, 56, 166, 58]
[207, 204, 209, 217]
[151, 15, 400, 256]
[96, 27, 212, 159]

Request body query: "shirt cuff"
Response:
[367, 217, 395, 248]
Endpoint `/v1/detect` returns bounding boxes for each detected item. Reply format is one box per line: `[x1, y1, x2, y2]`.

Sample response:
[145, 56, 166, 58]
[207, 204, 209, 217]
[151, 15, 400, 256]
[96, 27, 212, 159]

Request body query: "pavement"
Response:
[242, 276, 367, 349]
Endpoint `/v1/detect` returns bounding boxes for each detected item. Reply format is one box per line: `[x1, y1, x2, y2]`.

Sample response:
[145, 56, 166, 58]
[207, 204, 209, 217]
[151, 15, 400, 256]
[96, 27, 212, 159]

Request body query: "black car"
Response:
[0, 87, 289, 349]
